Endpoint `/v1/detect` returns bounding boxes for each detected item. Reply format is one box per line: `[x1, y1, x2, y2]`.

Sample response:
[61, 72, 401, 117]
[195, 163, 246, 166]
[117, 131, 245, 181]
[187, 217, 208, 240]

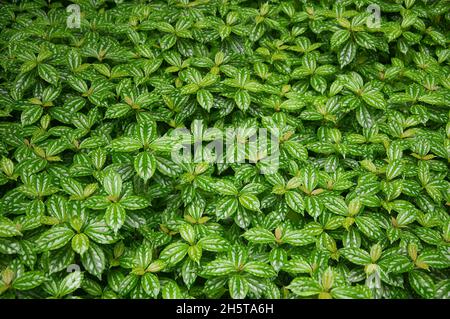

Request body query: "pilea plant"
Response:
[0, 0, 449, 300]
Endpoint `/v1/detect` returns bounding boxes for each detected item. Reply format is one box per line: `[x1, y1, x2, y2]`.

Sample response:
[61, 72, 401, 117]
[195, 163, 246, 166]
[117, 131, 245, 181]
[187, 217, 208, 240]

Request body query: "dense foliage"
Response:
[0, 0, 449, 299]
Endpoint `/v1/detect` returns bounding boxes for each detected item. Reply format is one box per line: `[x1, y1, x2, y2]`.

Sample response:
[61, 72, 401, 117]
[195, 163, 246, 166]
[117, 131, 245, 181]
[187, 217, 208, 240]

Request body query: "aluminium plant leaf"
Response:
[0, 0, 449, 300]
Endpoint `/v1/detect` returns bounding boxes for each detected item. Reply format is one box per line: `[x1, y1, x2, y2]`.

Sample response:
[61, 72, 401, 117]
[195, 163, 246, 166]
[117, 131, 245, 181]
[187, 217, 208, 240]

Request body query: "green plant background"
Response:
[0, 0, 449, 299]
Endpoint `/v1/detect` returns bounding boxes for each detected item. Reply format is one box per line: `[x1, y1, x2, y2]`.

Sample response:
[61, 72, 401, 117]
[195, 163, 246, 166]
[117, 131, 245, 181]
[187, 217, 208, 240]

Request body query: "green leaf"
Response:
[67, 75, 87, 93]
[0, 0, 449, 302]
[84, 220, 116, 244]
[242, 228, 275, 244]
[0, 217, 22, 237]
[21, 105, 43, 126]
[234, 90, 251, 111]
[417, 250, 450, 269]
[228, 275, 248, 299]
[379, 254, 413, 273]
[103, 171, 122, 198]
[409, 270, 435, 299]
[142, 272, 160, 298]
[281, 230, 316, 246]
[110, 137, 143, 152]
[331, 29, 350, 49]
[160, 34, 177, 50]
[243, 262, 276, 278]
[58, 271, 83, 297]
[119, 274, 139, 296]
[214, 180, 239, 196]
[105, 203, 126, 233]
[283, 141, 308, 161]
[71, 233, 90, 255]
[362, 91, 387, 110]
[285, 191, 305, 214]
[269, 247, 287, 272]
[60, 177, 84, 199]
[120, 196, 149, 210]
[216, 197, 238, 219]
[202, 259, 235, 276]
[135, 121, 157, 146]
[301, 166, 318, 194]
[105, 103, 131, 119]
[179, 224, 196, 244]
[38, 64, 59, 85]
[310, 74, 327, 94]
[355, 32, 379, 50]
[134, 152, 156, 183]
[287, 277, 322, 297]
[36, 225, 75, 251]
[84, 196, 110, 210]
[12, 271, 46, 290]
[305, 196, 322, 219]
[331, 286, 372, 299]
[354, 216, 382, 240]
[197, 89, 214, 111]
[198, 236, 229, 252]
[239, 193, 260, 211]
[340, 247, 371, 265]
[282, 256, 311, 274]
[338, 41, 356, 68]
[160, 242, 189, 266]
[67, 49, 81, 70]
[323, 196, 348, 216]
[80, 242, 106, 279]
[161, 281, 183, 299]
[385, 160, 403, 180]
[187, 244, 202, 263]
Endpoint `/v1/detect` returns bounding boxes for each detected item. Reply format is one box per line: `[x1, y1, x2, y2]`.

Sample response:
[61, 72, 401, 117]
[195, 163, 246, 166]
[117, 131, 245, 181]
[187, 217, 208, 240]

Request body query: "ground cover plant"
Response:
[0, 0, 449, 299]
